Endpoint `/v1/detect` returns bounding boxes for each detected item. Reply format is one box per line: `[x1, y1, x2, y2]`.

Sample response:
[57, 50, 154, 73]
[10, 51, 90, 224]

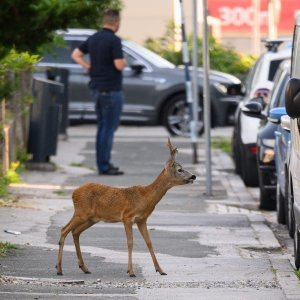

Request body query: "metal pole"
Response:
[192, 0, 199, 163]
[252, 0, 261, 56]
[202, 0, 212, 195]
[178, 0, 197, 163]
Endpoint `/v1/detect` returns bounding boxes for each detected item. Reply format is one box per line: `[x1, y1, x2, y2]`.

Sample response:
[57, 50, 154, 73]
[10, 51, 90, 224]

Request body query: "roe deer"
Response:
[56, 138, 196, 277]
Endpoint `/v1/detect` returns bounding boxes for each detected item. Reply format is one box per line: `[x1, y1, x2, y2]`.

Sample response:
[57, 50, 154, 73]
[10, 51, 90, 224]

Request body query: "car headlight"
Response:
[262, 149, 275, 163]
[261, 138, 275, 163]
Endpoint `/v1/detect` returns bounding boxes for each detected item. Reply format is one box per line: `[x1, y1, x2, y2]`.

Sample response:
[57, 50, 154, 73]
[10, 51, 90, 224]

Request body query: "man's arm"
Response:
[71, 48, 91, 71]
[114, 58, 126, 71]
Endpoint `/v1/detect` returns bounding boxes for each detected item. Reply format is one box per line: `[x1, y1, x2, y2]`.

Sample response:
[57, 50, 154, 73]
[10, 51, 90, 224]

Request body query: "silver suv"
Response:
[35, 29, 244, 136]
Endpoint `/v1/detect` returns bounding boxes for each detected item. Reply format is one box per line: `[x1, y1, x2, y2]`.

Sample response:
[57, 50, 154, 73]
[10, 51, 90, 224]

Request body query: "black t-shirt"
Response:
[78, 28, 123, 91]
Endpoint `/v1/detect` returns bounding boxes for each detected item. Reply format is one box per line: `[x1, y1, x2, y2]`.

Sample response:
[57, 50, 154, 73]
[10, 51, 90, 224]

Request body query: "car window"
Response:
[40, 40, 89, 64]
[244, 57, 261, 92]
[250, 58, 263, 89]
[268, 70, 289, 110]
[123, 51, 138, 66]
[123, 41, 175, 68]
[268, 59, 284, 81]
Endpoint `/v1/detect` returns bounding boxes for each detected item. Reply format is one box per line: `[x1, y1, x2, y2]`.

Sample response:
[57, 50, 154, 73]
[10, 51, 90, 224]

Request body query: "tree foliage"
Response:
[144, 22, 256, 79]
[0, 0, 122, 57]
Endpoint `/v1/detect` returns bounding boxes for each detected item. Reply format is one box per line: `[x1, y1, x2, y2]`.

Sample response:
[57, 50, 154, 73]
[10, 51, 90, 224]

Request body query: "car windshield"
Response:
[123, 41, 175, 69]
[40, 39, 89, 64]
[269, 72, 289, 110]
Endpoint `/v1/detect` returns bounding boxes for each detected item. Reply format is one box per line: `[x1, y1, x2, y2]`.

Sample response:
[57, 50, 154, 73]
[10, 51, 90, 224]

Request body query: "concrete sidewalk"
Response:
[0, 125, 300, 299]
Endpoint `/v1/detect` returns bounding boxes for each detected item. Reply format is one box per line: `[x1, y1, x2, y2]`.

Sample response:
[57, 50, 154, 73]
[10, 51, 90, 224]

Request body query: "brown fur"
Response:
[56, 138, 196, 277]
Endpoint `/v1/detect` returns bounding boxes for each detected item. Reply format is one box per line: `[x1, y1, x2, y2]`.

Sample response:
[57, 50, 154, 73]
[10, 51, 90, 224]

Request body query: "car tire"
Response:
[258, 168, 276, 210]
[240, 144, 258, 187]
[232, 129, 242, 175]
[259, 189, 276, 211]
[294, 225, 300, 269]
[284, 173, 289, 227]
[288, 179, 295, 238]
[276, 182, 286, 224]
[162, 94, 204, 136]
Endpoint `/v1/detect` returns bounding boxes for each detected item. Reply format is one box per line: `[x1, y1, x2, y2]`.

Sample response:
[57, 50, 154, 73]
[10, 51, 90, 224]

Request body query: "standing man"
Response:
[71, 9, 126, 175]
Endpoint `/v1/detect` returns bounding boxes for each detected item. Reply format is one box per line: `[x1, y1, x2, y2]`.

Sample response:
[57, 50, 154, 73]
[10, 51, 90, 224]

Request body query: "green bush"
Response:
[0, 162, 21, 198]
[144, 22, 256, 79]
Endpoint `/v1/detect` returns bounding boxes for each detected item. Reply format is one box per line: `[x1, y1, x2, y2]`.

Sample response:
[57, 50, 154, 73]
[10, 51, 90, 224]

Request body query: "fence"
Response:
[0, 70, 32, 176]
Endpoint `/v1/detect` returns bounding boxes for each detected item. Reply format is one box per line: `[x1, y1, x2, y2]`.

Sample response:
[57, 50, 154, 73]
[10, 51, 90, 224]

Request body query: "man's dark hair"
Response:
[103, 9, 120, 25]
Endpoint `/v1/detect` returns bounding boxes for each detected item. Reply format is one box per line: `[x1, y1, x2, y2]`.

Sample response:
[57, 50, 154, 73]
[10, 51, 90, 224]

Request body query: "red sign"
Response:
[208, 0, 300, 34]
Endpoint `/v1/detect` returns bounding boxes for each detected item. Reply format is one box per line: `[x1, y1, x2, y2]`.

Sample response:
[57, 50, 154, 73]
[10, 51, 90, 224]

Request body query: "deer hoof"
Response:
[57, 272, 63, 276]
[84, 271, 91, 274]
[129, 274, 136, 277]
[156, 270, 167, 275]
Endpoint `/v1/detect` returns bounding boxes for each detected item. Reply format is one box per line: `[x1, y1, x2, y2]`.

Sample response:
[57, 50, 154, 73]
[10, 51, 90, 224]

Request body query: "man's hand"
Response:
[71, 48, 91, 72]
[114, 58, 126, 71]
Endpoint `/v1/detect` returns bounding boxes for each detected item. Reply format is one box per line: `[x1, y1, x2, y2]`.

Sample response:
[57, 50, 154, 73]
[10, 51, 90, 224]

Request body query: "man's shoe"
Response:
[99, 167, 124, 176]
[109, 163, 119, 171]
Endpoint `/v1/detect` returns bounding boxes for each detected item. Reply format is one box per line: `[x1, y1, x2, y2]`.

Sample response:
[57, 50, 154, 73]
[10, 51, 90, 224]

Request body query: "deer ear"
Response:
[167, 137, 178, 159]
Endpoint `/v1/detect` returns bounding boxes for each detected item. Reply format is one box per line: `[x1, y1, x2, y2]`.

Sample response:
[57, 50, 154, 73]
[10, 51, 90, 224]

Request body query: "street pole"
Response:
[192, 0, 199, 164]
[252, 0, 261, 56]
[202, 0, 212, 195]
[178, 0, 198, 163]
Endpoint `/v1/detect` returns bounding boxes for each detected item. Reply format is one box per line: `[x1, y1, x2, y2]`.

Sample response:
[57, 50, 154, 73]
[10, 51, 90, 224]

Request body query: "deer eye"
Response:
[177, 168, 183, 173]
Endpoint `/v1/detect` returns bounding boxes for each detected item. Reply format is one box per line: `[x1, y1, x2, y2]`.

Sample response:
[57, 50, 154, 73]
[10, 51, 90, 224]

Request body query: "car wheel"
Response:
[288, 178, 295, 238]
[276, 182, 286, 224]
[258, 168, 276, 210]
[240, 144, 258, 187]
[232, 128, 242, 175]
[162, 94, 204, 136]
[294, 225, 300, 269]
[284, 173, 289, 227]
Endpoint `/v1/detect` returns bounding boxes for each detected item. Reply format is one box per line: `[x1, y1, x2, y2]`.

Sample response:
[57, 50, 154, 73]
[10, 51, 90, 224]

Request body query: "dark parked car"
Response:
[35, 29, 243, 136]
[268, 106, 291, 227]
[242, 60, 291, 210]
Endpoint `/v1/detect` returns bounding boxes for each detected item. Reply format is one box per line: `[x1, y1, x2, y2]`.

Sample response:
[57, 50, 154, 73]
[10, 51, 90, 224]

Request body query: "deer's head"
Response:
[165, 138, 196, 185]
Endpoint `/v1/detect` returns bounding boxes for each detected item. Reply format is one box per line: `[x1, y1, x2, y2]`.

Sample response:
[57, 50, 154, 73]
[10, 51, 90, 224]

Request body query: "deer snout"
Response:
[187, 174, 196, 183]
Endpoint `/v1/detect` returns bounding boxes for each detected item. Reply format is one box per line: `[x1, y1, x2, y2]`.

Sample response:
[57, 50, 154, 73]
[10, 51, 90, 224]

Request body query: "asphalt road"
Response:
[0, 125, 300, 299]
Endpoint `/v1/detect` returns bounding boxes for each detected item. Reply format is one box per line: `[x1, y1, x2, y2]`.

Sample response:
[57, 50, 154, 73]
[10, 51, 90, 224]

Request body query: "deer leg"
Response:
[123, 221, 135, 277]
[56, 216, 85, 275]
[137, 220, 167, 275]
[72, 220, 95, 274]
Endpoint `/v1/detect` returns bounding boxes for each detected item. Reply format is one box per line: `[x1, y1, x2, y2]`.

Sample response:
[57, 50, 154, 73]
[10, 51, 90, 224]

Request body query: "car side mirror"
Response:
[268, 107, 287, 124]
[241, 101, 265, 119]
[130, 60, 145, 74]
[285, 77, 300, 118]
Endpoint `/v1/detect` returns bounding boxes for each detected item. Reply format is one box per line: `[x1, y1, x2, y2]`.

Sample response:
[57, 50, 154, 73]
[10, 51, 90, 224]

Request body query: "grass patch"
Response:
[211, 137, 232, 156]
[70, 162, 84, 167]
[53, 190, 67, 196]
[295, 269, 300, 280]
[0, 242, 18, 257]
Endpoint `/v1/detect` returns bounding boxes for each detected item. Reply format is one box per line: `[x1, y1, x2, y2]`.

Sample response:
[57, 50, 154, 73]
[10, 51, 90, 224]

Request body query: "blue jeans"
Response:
[91, 90, 123, 173]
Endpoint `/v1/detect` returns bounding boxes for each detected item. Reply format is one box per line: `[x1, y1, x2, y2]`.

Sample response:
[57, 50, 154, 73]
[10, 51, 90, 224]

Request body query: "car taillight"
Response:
[254, 88, 270, 104]
[249, 145, 257, 154]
